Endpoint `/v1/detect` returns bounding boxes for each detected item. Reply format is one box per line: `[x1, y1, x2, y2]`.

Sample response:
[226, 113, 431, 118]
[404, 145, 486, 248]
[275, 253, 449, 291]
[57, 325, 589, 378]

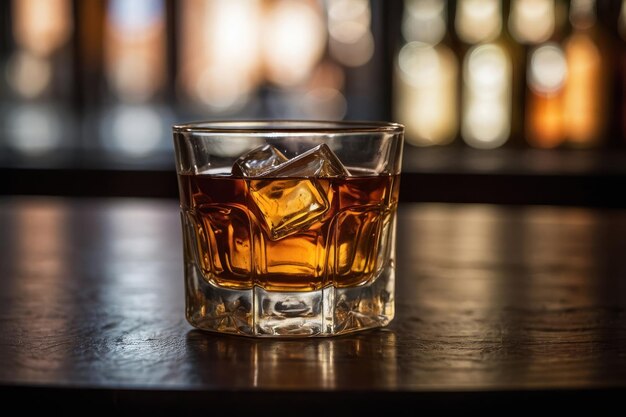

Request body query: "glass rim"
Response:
[172, 120, 404, 134]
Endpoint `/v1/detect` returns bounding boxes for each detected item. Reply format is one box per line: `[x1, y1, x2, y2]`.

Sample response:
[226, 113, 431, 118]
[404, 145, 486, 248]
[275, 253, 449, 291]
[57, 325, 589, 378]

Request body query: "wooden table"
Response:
[1, 197, 625, 413]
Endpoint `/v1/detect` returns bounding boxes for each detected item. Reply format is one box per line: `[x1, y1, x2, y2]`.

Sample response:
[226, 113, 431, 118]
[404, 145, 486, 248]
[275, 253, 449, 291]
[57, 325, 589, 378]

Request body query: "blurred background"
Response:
[1, 0, 626, 205]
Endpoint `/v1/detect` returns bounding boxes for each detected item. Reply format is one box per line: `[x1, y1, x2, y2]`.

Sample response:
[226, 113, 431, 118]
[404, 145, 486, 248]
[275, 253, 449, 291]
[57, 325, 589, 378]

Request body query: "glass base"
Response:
[185, 262, 395, 337]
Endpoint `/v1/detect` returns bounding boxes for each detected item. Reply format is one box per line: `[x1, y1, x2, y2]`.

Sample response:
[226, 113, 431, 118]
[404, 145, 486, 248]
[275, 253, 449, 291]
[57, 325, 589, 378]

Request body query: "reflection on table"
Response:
[0, 197, 625, 393]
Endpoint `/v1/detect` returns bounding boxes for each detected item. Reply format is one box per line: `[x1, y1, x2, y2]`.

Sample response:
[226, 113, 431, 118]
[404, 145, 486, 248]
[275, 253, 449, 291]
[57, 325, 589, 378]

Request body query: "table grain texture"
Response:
[1, 197, 625, 414]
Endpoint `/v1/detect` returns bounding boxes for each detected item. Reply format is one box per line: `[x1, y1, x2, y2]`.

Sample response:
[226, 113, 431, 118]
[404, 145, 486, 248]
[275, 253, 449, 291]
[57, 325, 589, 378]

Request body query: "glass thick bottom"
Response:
[185, 261, 395, 337]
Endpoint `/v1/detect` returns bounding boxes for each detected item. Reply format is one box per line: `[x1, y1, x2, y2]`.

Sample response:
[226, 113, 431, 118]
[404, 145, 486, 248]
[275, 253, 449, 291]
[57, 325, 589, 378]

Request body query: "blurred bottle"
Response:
[563, 0, 613, 147]
[326, 0, 379, 120]
[525, 43, 568, 148]
[394, 0, 459, 146]
[618, 0, 626, 141]
[104, 0, 167, 104]
[455, 0, 522, 149]
[1, 0, 75, 158]
[561, 0, 610, 148]
[98, 0, 174, 159]
[521, 0, 569, 148]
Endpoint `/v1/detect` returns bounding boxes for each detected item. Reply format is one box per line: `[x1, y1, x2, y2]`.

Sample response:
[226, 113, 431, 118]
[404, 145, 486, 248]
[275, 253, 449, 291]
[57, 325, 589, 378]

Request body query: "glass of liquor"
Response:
[173, 121, 404, 337]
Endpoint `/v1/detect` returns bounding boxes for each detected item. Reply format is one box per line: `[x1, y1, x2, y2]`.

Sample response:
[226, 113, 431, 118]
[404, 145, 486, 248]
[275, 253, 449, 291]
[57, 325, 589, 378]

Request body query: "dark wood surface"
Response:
[1, 197, 625, 413]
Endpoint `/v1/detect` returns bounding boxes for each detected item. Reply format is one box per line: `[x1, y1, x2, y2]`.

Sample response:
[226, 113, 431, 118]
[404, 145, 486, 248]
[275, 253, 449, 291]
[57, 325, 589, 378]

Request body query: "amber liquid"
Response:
[179, 171, 399, 292]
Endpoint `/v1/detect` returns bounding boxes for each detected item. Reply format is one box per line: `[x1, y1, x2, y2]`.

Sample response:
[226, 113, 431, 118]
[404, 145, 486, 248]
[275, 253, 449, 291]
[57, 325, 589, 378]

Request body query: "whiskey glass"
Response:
[173, 121, 403, 337]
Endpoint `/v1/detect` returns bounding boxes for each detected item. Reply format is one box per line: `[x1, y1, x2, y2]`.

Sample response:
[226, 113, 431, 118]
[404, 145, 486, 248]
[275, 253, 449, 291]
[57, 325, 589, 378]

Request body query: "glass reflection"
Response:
[11, 200, 70, 283]
[98, 201, 180, 298]
[185, 330, 397, 389]
[0, 200, 623, 389]
[3, 199, 71, 381]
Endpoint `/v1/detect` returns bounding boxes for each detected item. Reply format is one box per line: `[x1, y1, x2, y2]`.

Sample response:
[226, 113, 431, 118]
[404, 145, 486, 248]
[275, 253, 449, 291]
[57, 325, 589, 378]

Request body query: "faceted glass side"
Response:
[182, 202, 397, 337]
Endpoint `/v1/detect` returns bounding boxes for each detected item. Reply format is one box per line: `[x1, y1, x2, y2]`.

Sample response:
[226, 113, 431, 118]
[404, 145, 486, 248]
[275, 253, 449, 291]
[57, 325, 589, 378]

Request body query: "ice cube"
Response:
[247, 144, 349, 240]
[248, 177, 328, 240]
[232, 144, 288, 177]
[266, 144, 350, 178]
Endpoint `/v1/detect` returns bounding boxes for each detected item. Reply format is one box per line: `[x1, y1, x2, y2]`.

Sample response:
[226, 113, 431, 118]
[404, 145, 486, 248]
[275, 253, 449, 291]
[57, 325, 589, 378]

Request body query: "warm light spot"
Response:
[9, 201, 70, 351]
[302, 88, 347, 120]
[398, 42, 441, 86]
[12, 0, 72, 57]
[508, 0, 555, 44]
[402, 0, 447, 45]
[327, 0, 374, 67]
[526, 45, 567, 148]
[462, 44, 511, 149]
[330, 20, 368, 44]
[327, 0, 370, 26]
[526, 93, 565, 148]
[263, 1, 326, 85]
[328, 30, 374, 68]
[195, 66, 250, 112]
[563, 33, 604, 146]
[202, 0, 262, 82]
[455, 0, 502, 44]
[528, 44, 567, 94]
[308, 60, 346, 92]
[300, 61, 347, 119]
[178, 0, 263, 111]
[6, 50, 52, 99]
[395, 42, 458, 146]
[463, 101, 509, 146]
[466, 45, 509, 95]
